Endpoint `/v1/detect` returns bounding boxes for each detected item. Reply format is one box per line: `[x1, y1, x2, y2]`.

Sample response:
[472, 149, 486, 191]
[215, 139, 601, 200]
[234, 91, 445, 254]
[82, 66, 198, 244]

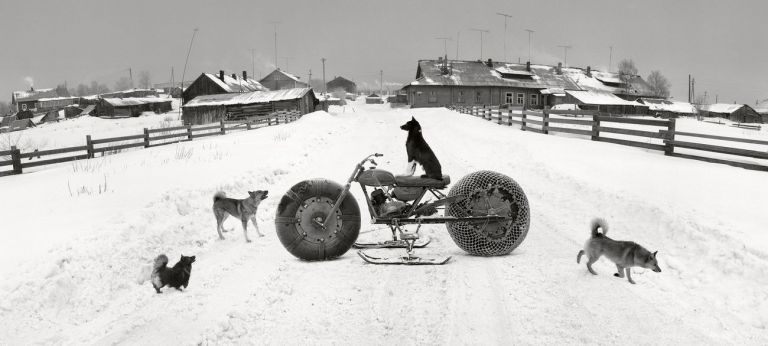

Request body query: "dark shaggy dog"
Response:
[400, 116, 442, 180]
[151, 254, 196, 294]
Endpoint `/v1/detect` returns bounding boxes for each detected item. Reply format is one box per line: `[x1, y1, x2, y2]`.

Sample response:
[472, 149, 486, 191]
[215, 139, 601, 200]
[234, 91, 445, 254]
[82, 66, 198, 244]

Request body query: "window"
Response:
[457, 91, 464, 103]
[505, 92, 514, 104]
[516, 93, 524, 104]
[530, 94, 539, 106]
[21, 104, 27, 111]
[476, 91, 482, 103]
[428, 91, 437, 103]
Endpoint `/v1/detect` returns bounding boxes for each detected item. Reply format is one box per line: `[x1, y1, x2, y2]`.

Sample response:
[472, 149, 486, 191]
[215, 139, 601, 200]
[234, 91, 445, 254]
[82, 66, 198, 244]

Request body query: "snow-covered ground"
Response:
[1, 101, 766, 344]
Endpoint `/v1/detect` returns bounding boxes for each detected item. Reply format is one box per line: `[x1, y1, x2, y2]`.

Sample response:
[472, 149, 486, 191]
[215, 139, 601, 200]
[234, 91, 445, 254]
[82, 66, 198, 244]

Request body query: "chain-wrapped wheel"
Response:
[275, 179, 361, 260]
[446, 170, 530, 256]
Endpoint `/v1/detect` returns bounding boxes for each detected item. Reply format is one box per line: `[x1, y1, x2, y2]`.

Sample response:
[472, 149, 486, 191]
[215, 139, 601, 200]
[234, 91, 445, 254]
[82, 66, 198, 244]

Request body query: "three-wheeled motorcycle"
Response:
[274, 153, 530, 264]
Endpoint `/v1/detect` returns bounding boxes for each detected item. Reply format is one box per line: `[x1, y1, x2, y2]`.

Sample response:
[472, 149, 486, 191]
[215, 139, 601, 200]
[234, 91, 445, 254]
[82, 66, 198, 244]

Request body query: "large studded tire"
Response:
[446, 170, 530, 256]
[275, 179, 361, 261]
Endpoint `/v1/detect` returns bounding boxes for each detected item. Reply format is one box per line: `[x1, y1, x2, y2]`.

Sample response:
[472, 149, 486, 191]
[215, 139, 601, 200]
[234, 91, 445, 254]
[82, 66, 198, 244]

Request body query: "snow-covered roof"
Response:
[639, 98, 697, 114]
[102, 97, 172, 107]
[204, 73, 267, 93]
[36, 96, 80, 102]
[754, 99, 768, 114]
[405, 60, 579, 90]
[698, 103, 745, 114]
[563, 68, 654, 97]
[551, 103, 580, 111]
[12, 88, 59, 102]
[565, 90, 643, 106]
[183, 88, 313, 108]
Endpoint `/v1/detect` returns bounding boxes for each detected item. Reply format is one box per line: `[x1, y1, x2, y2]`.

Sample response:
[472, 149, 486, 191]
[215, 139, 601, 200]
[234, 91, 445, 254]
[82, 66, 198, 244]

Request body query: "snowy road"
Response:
[1, 103, 766, 344]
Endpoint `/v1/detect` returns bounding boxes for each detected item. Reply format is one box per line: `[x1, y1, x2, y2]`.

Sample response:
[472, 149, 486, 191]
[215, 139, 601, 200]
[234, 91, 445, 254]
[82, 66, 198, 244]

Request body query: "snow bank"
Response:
[0, 105, 766, 344]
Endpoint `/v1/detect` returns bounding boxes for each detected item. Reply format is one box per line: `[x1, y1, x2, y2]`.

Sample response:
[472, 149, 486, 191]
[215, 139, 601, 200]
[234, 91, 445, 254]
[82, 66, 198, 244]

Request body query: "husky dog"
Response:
[151, 254, 196, 294]
[400, 116, 443, 180]
[577, 218, 661, 284]
[213, 190, 268, 242]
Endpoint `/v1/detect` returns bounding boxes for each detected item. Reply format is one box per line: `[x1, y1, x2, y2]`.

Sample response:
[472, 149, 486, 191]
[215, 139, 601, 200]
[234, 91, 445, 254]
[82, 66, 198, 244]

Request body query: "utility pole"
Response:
[321, 57, 327, 95]
[525, 29, 534, 63]
[557, 45, 572, 67]
[456, 31, 460, 60]
[380, 70, 383, 96]
[128, 68, 133, 88]
[250, 48, 256, 80]
[469, 28, 489, 60]
[496, 13, 512, 62]
[180, 27, 198, 107]
[435, 37, 452, 58]
[170, 67, 174, 96]
[308, 69, 312, 90]
[609, 46, 613, 73]
[688, 74, 691, 103]
[270, 22, 280, 69]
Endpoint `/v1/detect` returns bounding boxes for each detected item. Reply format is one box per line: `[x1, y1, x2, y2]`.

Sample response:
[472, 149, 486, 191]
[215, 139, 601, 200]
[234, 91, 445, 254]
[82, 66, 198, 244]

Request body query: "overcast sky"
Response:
[1, 0, 766, 105]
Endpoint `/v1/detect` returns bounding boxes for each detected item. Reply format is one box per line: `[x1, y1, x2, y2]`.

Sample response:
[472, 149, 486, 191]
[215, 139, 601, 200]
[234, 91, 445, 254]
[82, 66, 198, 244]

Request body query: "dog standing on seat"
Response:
[577, 218, 661, 284]
[151, 254, 196, 294]
[212, 190, 268, 242]
[400, 116, 442, 180]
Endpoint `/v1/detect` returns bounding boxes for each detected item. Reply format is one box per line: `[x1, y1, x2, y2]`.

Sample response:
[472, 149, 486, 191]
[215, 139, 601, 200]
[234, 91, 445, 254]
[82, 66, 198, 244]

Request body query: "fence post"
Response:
[664, 119, 676, 156]
[591, 114, 600, 141]
[186, 125, 193, 140]
[543, 110, 549, 135]
[246, 121, 252, 130]
[521, 110, 527, 131]
[143, 128, 150, 148]
[10, 146, 22, 175]
[220, 119, 226, 135]
[86, 135, 94, 158]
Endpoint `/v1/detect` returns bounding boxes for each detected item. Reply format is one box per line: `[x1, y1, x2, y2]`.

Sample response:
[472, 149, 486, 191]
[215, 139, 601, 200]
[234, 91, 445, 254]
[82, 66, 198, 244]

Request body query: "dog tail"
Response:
[153, 254, 169, 272]
[213, 191, 226, 203]
[590, 218, 608, 237]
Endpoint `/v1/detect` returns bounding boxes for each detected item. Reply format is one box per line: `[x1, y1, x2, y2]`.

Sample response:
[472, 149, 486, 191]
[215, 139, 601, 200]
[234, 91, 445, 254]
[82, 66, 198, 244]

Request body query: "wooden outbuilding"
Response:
[326, 76, 357, 94]
[182, 71, 267, 104]
[96, 98, 173, 117]
[182, 88, 318, 125]
[698, 104, 762, 123]
[259, 69, 309, 91]
[563, 90, 648, 114]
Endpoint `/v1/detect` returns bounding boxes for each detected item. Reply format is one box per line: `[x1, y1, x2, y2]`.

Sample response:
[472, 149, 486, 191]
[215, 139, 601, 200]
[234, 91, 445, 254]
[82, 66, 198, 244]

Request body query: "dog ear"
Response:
[411, 116, 415, 120]
[653, 251, 658, 257]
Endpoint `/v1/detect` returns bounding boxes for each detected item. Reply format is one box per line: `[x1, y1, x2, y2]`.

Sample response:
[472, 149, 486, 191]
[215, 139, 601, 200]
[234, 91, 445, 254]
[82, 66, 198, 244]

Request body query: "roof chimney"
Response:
[586, 66, 592, 77]
[231, 73, 237, 79]
[438, 56, 443, 62]
[526, 61, 531, 72]
[556, 62, 562, 75]
[243, 71, 247, 80]
[486, 58, 493, 67]
[219, 70, 225, 81]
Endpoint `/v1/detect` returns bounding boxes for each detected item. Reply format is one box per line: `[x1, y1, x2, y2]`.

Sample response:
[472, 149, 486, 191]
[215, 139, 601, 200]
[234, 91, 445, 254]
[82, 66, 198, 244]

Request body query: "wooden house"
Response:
[11, 87, 64, 112]
[562, 66, 655, 101]
[698, 104, 762, 123]
[182, 88, 318, 125]
[182, 71, 267, 104]
[326, 76, 357, 94]
[259, 69, 309, 91]
[401, 58, 579, 109]
[754, 99, 768, 123]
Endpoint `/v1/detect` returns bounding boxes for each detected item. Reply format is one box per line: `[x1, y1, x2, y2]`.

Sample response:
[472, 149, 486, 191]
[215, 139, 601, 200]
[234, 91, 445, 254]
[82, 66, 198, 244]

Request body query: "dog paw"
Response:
[613, 273, 620, 277]
[219, 236, 226, 240]
[259, 234, 265, 237]
[246, 239, 252, 243]
[629, 281, 636, 285]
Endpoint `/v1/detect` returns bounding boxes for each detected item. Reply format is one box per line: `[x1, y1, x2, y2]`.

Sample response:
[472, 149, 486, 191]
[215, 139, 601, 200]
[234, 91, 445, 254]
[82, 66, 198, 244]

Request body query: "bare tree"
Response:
[618, 59, 638, 94]
[647, 70, 671, 98]
[114, 77, 132, 91]
[138, 70, 151, 89]
[0, 101, 10, 116]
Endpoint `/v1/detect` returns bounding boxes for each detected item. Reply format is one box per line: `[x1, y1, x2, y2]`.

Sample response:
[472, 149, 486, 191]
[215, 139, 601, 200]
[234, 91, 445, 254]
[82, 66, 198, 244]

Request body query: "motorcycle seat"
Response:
[394, 175, 450, 188]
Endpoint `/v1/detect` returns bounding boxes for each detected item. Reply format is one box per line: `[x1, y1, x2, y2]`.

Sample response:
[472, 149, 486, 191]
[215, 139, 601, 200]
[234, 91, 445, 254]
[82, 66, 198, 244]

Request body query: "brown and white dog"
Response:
[212, 190, 268, 242]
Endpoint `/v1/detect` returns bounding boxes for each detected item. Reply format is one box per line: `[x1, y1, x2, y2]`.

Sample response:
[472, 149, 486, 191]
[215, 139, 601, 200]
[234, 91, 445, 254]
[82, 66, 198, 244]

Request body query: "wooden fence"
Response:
[450, 105, 768, 172]
[0, 110, 301, 177]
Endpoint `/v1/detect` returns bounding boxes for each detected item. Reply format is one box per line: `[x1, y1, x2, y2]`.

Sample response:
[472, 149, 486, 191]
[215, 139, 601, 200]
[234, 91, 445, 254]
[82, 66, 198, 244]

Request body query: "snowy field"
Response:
[1, 101, 767, 344]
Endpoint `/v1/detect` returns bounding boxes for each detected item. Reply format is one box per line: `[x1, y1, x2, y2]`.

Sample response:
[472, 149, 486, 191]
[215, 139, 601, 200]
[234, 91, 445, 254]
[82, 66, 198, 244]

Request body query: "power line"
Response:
[180, 27, 198, 107]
